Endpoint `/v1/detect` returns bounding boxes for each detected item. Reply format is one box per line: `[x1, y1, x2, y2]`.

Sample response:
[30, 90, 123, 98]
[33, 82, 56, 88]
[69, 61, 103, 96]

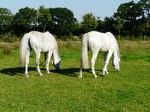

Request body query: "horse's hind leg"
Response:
[25, 50, 30, 77]
[91, 51, 98, 78]
[35, 51, 42, 76]
[79, 59, 83, 78]
[46, 51, 52, 74]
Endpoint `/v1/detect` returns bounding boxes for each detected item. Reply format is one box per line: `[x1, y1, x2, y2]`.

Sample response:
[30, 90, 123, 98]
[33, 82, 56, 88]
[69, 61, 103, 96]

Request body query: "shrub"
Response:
[3, 46, 12, 55]
[1, 33, 18, 42]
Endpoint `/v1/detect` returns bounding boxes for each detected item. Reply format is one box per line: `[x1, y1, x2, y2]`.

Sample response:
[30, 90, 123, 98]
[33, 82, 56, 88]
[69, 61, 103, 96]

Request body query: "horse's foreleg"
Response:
[102, 50, 113, 76]
[25, 51, 30, 77]
[46, 51, 52, 74]
[79, 59, 83, 78]
[91, 52, 98, 78]
[36, 51, 42, 76]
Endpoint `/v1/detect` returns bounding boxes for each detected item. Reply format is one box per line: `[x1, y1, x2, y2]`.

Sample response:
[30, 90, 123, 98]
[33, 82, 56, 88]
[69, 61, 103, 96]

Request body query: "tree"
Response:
[13, 7, 37, 35]
[49, 7, 76, 36]
[144, 22, 150, 36]
[72, 22, 84, 36]
[114, 1, 143, 21]
[37, 6, 51, 32]
[81, 13, 98, 32]
[95, 17, 105, 32]
[139, 0, 150, 23]
[114, 1, 144, 36]
[113, 16, 123, 38]
[0, 8, 13, 34]
[103, 17, 115, 33]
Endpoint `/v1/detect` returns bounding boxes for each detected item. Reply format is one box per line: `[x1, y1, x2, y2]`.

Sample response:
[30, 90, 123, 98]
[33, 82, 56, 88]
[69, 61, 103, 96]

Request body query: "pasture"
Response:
[0, 40, 149, 112]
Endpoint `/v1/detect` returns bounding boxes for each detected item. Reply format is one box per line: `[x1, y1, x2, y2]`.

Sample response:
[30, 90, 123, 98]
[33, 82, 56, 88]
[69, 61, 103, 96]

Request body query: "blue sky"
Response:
[0, 0, 139, 21]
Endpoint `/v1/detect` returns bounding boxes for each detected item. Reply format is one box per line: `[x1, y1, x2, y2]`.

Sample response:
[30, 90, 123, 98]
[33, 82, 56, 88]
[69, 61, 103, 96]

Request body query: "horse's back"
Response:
[85, 31, 118, 51]
[29, 31, 52, 38]
[29, 31, 57, 52]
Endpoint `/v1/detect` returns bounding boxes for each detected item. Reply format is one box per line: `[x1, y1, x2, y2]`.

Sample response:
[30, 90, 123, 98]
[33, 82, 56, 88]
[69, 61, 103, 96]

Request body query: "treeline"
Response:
[0, 0, 149, 39]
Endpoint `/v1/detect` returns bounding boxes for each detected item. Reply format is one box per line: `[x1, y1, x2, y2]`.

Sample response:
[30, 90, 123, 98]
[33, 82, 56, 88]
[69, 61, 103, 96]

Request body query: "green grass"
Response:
[0, 40, 150, 112]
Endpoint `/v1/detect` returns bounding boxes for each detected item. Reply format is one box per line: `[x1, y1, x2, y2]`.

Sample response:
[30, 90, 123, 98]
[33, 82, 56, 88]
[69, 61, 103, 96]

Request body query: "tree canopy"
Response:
[12, 7, 37, 35]
[37, 6, 51, 32]
[0, 8, 13, 33]
[0, 0, 149, 39]
[81, 13, 98, 32]
[49, 7, 76, 36]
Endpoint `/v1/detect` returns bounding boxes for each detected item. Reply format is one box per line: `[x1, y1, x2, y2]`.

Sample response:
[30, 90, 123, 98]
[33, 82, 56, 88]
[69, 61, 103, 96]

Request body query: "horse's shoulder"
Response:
[105, 32, 116, 39]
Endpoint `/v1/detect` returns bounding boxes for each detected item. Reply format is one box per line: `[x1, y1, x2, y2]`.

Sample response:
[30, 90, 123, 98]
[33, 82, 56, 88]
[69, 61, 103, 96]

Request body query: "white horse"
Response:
[79, 31, 120, 78]
[20, 31, 60, 77]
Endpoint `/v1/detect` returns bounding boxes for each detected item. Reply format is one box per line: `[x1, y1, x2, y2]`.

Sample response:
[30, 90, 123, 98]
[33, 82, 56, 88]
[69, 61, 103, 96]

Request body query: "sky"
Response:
[0, 0, 140, 21]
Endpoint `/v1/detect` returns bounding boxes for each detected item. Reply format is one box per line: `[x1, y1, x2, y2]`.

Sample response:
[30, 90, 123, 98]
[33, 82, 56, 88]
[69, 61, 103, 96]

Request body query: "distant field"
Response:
[0, 40, 149, 112]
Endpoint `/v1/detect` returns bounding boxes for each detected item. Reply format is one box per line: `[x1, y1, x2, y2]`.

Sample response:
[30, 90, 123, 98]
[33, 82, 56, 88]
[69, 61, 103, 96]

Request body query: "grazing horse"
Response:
[79, 31, 120, 78]
[20, 31, 60, 77]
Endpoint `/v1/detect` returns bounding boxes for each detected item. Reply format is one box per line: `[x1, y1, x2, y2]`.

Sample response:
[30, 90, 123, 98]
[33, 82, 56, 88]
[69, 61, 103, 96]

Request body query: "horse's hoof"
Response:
[106, 72, 109, 74]
[79, 76, 82, 78]
[47, 71, 50, 74]
[39, 73, 43, 76]
[94, 75, 97, 78]
[25, 74, 29, 78]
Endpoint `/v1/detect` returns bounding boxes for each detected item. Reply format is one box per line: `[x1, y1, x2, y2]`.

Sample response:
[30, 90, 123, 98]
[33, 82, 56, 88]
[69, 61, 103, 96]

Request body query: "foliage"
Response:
[95, 17, 105, 32]
[49, 7, 77, 36]
[103, 17, 115, 33]
[113, 0, 149, 37]
[81, 13, 98, 32]
[144, 22, 150, 35]
[139, 0, 150, 23]
[0, 33, 18, 42]
[113, 17, 124, 38]
[0, 8, 13, 34]
[12, 7, 37, 35]
[0, 0, 150, 38]
[37, 6, 52, 32]
[114, 1, 143, 21]
[71, 22, 84, 36]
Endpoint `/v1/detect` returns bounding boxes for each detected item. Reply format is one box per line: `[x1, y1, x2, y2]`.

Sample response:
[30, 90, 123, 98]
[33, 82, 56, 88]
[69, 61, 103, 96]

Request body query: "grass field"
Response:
[0, 40, 150, 112]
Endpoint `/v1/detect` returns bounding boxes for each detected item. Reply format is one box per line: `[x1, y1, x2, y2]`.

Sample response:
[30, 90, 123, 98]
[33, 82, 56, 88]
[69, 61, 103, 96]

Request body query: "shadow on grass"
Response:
[54, 68, 80, 77]
[55, 68, 97, 78]
[0, 67, 99, 78]
[0, 67, 36, 76]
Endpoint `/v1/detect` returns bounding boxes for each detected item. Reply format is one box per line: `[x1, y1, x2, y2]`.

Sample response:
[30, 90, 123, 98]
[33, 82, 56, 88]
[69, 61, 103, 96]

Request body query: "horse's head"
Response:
[53, 61, 60, 71]
[113, 59, 120, 72]
[52, 47, 61, 71]
[52, 54, 60, 71]
[113, 48, 120, 72]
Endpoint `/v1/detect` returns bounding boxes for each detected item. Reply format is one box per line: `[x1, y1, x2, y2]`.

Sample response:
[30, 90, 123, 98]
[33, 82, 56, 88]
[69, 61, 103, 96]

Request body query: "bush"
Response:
[0, 33, 18, 42]
[2, 46, 12, 55]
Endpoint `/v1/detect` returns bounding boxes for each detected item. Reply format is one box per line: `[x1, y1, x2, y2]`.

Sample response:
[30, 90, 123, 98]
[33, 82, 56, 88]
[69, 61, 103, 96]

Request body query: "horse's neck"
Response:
[113, 47, 119, 61]
[53, 48, 60, 64]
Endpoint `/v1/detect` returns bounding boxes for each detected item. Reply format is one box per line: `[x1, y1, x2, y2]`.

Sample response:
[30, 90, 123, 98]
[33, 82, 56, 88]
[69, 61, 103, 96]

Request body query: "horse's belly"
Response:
[100, 48, 107, 51]
[100, 45, 110, 51]
[42, 47, 51, 52]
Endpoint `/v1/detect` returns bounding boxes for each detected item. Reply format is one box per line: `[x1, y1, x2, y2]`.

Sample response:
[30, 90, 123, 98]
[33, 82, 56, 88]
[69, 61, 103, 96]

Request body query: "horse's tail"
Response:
[81, 33, 90, 69]
[19, 33, 31, 67]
